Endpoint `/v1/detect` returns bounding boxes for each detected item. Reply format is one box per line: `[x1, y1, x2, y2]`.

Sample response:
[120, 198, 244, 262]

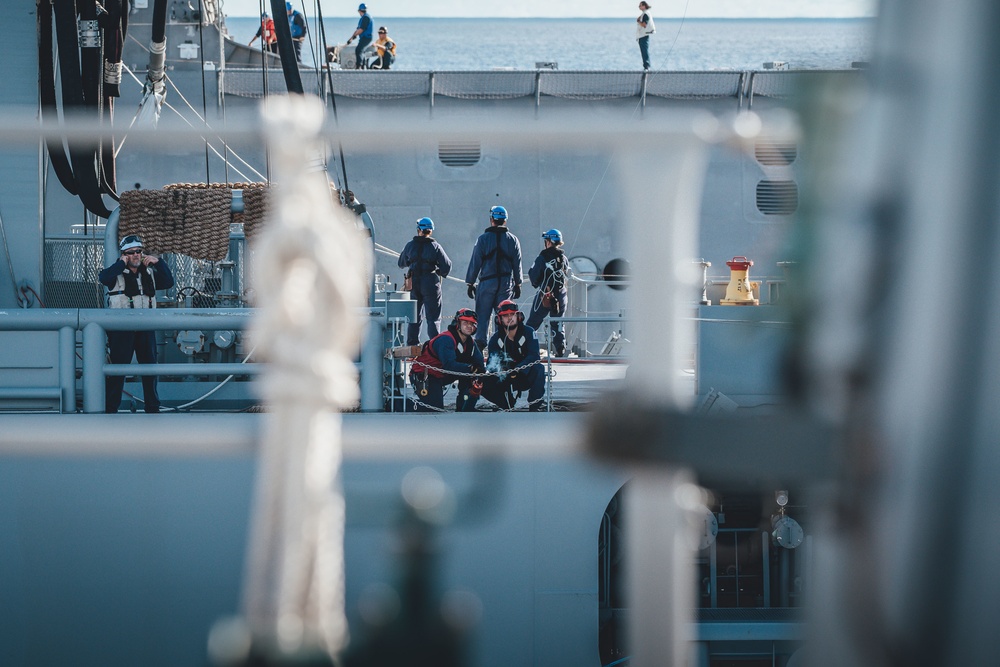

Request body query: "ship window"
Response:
[755, 141, 797, 166]
[756, 180, 798, 215]
[438, 141, 481, 167]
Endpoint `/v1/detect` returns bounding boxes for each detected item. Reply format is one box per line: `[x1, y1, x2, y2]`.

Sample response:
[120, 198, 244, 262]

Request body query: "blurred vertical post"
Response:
[616, 126, 710, 667]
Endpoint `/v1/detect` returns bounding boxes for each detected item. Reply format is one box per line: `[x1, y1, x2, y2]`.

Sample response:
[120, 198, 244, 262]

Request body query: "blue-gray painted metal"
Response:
[104, 207, 120, 264]
[82, 322, 105, 413]
[693, 622, 805, 642]
[0, 412, 626, 667]
[103, 362, 264, 376]
[59, 325, 74, 410]
[361, 316, 384, 412]
[0, 308, 254, 331]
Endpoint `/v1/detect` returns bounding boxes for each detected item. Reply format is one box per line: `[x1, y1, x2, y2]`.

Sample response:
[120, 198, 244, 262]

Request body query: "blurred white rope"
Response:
[241, 95, 367, 657]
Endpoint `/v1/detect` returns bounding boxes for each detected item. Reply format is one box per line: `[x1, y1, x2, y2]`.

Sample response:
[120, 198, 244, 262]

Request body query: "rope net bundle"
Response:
[119, 185, 250, 261]
[118, 181, 345, 260]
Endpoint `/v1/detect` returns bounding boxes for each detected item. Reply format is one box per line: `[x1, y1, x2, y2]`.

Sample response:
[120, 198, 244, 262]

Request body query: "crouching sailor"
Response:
[482, 300, 546, 411]
[410, 308, 486, 412]
[98, 235, 175, 413]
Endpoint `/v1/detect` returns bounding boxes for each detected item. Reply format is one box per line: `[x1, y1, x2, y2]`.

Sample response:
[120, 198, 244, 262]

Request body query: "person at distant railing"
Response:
[465, 205, 524, 351]
[286, 1, 308, 62]
[409, 309, 485, 412]
[98, 235, 175, 414]
[346, 3, 374, 69]
[398, 217, 452, 346]
[248, 12, 277, 53]
[481, 300, 546, 412]
[525, 229, 569, 358]
[372, 25, 396, 70]
[636, 1, 655, 71]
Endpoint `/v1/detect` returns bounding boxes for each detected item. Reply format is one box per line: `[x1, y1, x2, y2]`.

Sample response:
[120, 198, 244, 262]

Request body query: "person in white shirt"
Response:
[636, 2, 655, 71]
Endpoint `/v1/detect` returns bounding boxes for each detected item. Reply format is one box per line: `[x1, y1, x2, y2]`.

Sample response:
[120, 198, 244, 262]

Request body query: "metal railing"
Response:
[0, 307, 389, 413]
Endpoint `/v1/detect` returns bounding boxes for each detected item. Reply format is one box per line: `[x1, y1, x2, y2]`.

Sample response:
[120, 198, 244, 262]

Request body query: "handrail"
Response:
[0, 306, 389, 413]
[567, 273, 631, 286]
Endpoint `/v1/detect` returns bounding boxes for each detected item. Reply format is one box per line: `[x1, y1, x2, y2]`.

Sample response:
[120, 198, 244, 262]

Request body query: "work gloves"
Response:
[467, 283, 476, 299]
[512, 283, 521, 299]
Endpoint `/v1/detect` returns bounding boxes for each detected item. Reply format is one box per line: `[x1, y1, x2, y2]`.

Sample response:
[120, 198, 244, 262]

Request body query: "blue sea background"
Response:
[223, 17, 874, 71]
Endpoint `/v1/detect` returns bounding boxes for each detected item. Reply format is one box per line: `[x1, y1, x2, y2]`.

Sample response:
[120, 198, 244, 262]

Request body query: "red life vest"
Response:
[411, 330, 467, 380]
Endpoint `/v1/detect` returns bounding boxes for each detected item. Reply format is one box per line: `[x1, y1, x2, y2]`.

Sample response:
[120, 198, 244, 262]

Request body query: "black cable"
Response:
[270, 0, 304, 94]
[53, 0, 112, 218]
[256, 0, 271, 183]
[314, 0, 350, 194]
[37, 0, 78, 196]
[196, 0, 211, 182]
[99, 0, 124, 200]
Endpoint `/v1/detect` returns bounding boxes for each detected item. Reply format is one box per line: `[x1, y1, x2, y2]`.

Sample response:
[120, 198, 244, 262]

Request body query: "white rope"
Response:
[117, 60, 267, 182]
[242, 95, 365, 656]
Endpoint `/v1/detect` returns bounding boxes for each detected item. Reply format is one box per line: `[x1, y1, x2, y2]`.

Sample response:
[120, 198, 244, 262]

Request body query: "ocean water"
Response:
[223, 17, 874, 71]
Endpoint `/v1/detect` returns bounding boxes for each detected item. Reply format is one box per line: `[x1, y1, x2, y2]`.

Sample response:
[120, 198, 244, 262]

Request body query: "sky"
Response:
[224, 0, 877, 19]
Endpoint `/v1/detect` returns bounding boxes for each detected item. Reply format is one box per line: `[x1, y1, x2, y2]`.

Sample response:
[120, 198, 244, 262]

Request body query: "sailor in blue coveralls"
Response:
[286, 1, 308, 62]
[97, 235, 175, 413]
[410, 309, 486, 412]
[526, 228, 570, 357]
[482, 300, 546, 411]
[346, 3, 373, 69]
[398, 217, 452, 345]
[465, 205, 523, 350]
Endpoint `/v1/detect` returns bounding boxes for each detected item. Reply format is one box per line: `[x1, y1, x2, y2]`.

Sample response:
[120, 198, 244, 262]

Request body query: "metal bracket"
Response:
[586, 391, 839, 487]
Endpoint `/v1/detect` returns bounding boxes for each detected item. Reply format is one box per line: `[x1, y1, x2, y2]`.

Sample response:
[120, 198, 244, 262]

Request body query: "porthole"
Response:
[602, 258, 630, 291]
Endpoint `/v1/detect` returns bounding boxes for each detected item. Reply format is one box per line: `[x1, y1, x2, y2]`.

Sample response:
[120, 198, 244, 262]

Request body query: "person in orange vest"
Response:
[373, 26, 396, 70]
[249, 12, 277, 53]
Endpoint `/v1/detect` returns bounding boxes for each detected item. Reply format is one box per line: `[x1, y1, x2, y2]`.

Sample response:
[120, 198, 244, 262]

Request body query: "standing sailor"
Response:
[249, 12, 277, 52]
[465, 205, 523, 350]
[97, 235, 175, 413]
[286, 2, 308, 62]
[525, 229, 569, 357]
[398, 217, 452, 346]
[636, 2, 655, 71]
[346, 3, 374, 69]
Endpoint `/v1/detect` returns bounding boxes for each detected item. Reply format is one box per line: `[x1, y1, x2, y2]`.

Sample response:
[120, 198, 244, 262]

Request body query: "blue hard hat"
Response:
[286, 2, 292, 11]
[542, 228, 562, 244]
[261, 12, 269, 18]
[490, 205, 508, 222]
[417, 217, 434, 231]
[358, 3, 366, 10]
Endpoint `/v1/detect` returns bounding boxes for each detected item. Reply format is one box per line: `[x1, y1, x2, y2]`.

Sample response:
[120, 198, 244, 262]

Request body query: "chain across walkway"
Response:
[401, 357, 552, 412]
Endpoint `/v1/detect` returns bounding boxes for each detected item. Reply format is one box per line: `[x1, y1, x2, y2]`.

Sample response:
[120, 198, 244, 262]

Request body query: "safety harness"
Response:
[480, 226, 515, 281]
[408, 237, 438, 277]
